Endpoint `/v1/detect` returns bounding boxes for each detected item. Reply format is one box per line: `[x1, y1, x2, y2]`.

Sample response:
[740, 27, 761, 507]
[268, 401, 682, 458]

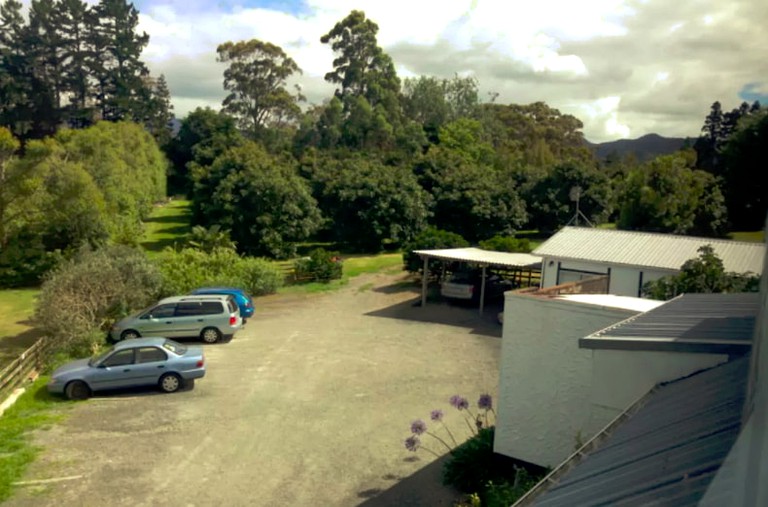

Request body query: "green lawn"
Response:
[0, 378, 72, 502]
[278, 252, 404, 295]
[731, 231, 764, 243]
[0, 290, 42, 368]
[140, 199, 192, 254]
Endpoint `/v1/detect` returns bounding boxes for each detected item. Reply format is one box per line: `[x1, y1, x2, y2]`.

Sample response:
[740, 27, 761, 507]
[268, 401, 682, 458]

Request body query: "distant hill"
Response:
[587, 134, 692, 163]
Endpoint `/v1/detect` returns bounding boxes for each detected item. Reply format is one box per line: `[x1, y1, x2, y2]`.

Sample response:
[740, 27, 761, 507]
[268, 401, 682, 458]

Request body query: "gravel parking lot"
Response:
[7, 272, 502, 507]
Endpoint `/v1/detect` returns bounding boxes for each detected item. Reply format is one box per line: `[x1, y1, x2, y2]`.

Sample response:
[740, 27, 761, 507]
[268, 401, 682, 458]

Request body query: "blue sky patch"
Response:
[739, 83, 768, 104]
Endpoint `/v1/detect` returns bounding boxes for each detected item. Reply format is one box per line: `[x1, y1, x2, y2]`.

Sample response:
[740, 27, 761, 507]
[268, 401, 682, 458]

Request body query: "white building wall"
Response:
[496, 294, 731, 468]
[541, 258, 674, 297]
[494, 294, 636, 467]
[590, 349, 727, 416]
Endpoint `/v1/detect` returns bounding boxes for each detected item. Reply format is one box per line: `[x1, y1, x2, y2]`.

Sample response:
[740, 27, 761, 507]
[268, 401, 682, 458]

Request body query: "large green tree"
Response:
[216, 39, 303, 140]
[525, 162, 612, 232]
[320, 10, 410, 152]
[170, 107, 245, 206]
[203, 142, 322, 258]
[618, 152, 727, 237]
[721, 108, 768, 230]
[309, 156, 430, 251]
[89, 0, 149, 122]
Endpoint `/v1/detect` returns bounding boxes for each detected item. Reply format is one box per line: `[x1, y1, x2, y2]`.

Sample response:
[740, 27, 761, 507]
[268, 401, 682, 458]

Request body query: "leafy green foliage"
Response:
[167, 107, 245, 197]
[198, 142, 322, 258]
[187, 224, 236, 253]
[478, 236, 532, 253]
[443, 427, 497, 492]
[35, 245, 162, 351]
[294, 248, 343, 282]
[401, 227, 469, 274]
[309, 155, 429, 251]
[643, 245, 760, 300]
[618, 152, 727, 237]
[420, 138, 526, 241]
[525, 162, 612, 232]
[721, 108, 767, 230]
[217, 39, 303, 140]
[157, 247, 284, 297]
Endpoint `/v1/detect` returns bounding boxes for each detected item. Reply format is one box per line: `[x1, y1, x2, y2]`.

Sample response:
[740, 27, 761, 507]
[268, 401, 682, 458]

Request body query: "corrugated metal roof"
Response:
[581, 293, 759, 354]
[413, 248, 542, 269]
[533, 227, 765, 274]
[528, 357, 749, 507]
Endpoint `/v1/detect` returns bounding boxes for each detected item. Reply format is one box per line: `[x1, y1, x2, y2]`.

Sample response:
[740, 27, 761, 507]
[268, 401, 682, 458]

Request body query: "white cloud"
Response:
[133, 0, 768, 141]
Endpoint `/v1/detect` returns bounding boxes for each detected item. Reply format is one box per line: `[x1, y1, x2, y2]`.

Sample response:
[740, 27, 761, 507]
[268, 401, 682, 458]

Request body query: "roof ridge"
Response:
[559, 226, 764, 247]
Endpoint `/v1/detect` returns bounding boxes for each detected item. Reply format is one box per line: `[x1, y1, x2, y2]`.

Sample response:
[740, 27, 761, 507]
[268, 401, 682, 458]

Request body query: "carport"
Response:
[414, 248, 543, 313]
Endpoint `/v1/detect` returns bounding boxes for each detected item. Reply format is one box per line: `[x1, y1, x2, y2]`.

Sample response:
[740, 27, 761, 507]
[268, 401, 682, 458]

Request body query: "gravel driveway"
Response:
[7, 272, 502, 507]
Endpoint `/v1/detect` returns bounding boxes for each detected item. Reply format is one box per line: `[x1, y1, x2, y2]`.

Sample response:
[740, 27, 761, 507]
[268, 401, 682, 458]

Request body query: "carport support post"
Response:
[421, 256, 428, 308]
[479, 265, 487, 314]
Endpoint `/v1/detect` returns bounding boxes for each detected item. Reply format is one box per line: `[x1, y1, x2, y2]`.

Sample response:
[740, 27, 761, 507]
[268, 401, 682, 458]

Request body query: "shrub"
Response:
[478, 235, 532, 253]
[35, 246, 162, 352]
[443, 427, 497, 492]
[293, 248, 343, 282]
[402, 228, 469, 276]
[156, 247, 284, 297]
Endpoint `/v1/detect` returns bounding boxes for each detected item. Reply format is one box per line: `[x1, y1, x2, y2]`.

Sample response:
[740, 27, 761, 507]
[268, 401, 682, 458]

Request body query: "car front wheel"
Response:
[65, 380, 91, 400]
[159, 373, 182, 393]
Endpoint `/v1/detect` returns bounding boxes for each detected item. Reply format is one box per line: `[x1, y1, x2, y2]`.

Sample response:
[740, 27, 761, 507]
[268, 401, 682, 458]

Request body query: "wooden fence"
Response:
[0, 337, 54, 402]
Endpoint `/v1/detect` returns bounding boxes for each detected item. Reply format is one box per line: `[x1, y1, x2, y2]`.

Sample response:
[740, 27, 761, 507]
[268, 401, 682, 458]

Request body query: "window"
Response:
[175, 302, 203, 316]
[162, 340, 187, 355]
[102, 349, 134, 367]
[226, 299, 237, 314]
[136, 347, 167, 364]
[201, 301, 224, 315]
[146, 304, 176, 319]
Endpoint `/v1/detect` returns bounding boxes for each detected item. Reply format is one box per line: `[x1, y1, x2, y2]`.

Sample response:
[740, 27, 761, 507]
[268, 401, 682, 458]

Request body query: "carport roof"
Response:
[414, 248, 542, 269]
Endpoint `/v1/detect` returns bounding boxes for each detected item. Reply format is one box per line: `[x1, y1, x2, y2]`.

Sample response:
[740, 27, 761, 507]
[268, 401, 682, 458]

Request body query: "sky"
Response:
[129, 0, 768, 142]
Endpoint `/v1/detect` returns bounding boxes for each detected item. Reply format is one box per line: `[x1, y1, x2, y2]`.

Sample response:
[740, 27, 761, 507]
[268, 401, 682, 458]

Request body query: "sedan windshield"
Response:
[88, 346, 115, 367]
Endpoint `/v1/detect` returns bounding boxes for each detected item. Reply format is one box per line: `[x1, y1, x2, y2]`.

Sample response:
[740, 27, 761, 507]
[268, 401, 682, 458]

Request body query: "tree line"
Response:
[1, 7, 765, 286]
[0, 0, 172, 144]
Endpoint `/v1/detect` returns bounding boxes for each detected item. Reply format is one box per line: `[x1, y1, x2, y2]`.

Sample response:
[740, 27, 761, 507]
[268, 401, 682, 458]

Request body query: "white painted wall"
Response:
[541, 258, 673, 297]
[496, 294, 730, 468]
[590, 349, 727, 419]
[494, 294, 636, 467]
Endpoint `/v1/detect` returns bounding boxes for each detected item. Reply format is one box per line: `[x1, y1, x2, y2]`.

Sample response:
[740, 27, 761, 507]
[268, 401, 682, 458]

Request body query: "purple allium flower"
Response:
[405, 436, 420, 452]
[411, 419, 427, 435]
[430, 409, 444, 422]
[478, 394, 493, 411]
[457, 397, 469, 410]
[449, 395, 466, 409]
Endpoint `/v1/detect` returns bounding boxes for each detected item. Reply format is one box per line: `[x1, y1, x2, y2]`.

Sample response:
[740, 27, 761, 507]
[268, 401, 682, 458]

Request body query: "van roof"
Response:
[158, 294, 233, 304]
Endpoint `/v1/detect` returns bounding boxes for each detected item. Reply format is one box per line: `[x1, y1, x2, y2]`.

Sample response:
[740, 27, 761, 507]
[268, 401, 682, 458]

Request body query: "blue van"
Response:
[190, 287, 254, 321]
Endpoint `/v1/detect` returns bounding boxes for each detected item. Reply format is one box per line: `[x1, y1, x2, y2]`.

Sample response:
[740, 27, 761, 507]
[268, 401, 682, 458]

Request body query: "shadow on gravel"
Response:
[357, 455, 459, 507]
[372, 281, 419, 295]
[364, 298, 503, 338]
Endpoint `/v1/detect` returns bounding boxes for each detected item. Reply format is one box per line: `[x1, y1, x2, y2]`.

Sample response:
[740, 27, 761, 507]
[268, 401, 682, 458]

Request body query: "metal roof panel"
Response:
[533, 227, 764, 274]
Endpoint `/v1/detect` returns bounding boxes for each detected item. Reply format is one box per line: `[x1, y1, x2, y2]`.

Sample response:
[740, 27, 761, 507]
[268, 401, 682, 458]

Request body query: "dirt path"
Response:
[7, 273, 502, 507]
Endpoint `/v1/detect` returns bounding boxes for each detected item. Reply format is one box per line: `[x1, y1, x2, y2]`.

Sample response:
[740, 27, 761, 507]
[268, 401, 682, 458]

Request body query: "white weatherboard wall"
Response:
[494, 294, 636, 467]
[495, 294, 731, 468]
[541, 258, 671, 297]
